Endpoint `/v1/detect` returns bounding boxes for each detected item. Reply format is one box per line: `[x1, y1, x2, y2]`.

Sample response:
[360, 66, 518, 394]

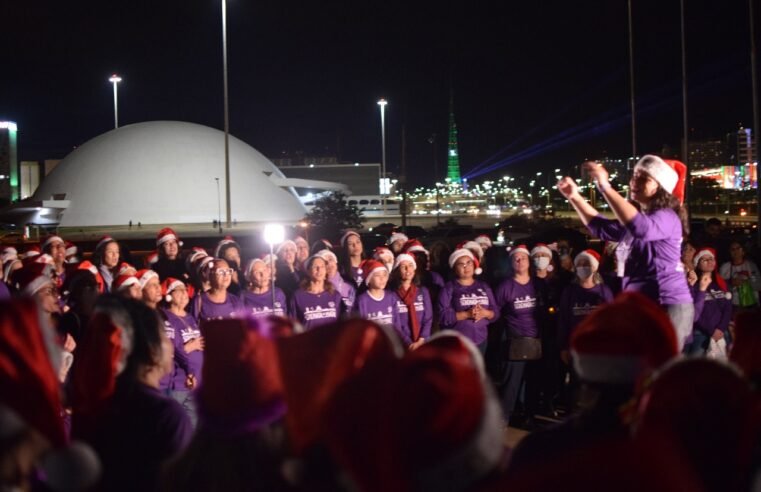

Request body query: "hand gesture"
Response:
[557, 177, 580, 200]
[699, 272, 712, 292]
[687, 270, 697, 286]
[185, 374, 196, 389]
[63, 333, 77, 353]
[582, 161, 610, 184]
[184, 336, 205, 353]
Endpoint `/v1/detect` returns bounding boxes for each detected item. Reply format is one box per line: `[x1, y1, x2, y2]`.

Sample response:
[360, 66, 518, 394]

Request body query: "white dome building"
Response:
[4, 121, 342, 227]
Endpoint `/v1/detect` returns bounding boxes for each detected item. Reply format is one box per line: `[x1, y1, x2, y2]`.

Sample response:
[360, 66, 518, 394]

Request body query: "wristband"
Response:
[596, 180, 610, 193]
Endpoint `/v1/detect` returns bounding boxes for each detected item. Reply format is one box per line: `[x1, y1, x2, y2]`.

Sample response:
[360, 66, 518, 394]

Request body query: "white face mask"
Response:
[576, 266, 593, 279]
[533, 257, 550, 270]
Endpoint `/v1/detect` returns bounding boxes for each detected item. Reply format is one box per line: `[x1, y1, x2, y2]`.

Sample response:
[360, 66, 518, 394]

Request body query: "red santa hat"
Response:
[360, 259, 389, 286]
[574, 249, 601, 271]
[112, 274, 139, 292]
[214, 235, 240, 259]
[161, 277, 185, 303]
[372, 246, 394, 270]
[401, 239, 428, 256]
[193, 255, 214, 277]
[321, 328, 503, 492]
[41, 235, 64, 252]
[571, 292, 678, 385]
[392, 253, 417, 271]
[11, 264, 55, 296]
[115, 262, 135, 276]
[21, 245, 41, 259]
[387, 232, 409, 246]
[508, 244, 531, 257]
[277, 319, 403, 454]
[474, 234, 493, 250]
[340, 230, 360, 248]
[530, 243, 553, 257]
[144, 251, 159, 267]
[135, 269, 158, 289]
[460, 240, 484, 261]
[633, 155, 687, 204]
[156, 227, 182, 247]
[95, 235, 115, 252]
[693, 247, 728, 292]
[64, 241, 78, 258]
[448, 248, 482, 275]
[77, 260, 98, 276]
[0, 299, 67, 446]
[198, 317, 289, 436]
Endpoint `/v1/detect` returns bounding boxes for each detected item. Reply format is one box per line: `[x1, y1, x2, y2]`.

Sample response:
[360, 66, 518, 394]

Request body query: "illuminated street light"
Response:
[263, 224, 285, 308]
[108, 74, 122, 129]
[377, 98, 388, 215]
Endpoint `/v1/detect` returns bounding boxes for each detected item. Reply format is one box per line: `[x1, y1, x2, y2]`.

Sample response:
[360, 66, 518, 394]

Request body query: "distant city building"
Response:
[276, 162, 381, 196]
[272, 152, 341, 168]
[447, 92, 462, 184]
[729, 127, 757, 166]
[18, 159, 61, 199]
[688, 139, 727, 169]
[0, 121, 19, 204]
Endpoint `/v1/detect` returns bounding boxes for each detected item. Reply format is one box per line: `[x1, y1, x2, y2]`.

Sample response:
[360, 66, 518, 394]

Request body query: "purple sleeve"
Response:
[718, 296, 732, 332]
[692, 285, 706, 321]
[188, 294, 202, 323]
[625, 209, 679, 241]
[420, 288, 433, 339]
[587, 214, 627, 242]
[601, 284, 614, 303]
[172, 328, 191, 376]
[437, 283, 457, 328]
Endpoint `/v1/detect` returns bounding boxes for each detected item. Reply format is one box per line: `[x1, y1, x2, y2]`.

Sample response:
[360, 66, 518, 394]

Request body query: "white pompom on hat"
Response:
[448, 248, 482, 275]
[161, 277, 185, 303]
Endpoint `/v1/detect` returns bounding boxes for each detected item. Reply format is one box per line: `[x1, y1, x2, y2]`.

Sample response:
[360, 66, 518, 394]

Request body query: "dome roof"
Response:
[31, 121, 306, 227]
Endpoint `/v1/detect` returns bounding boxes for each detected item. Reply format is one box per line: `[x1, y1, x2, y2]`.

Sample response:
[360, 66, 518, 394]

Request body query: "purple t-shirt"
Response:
[557, 282, 614, 349]
[437, 280, 497, 345]
[289, 288, 344, 330]
[161, 309, 204, 391]
[587, 210, 691, 305]
[494, 277, 545, 338]
[240, 288, 287, 319]
[691, 282, 732, 336]
[355, 290, 402, 330]
[189, 291, 245, 323]
[329, 273, 357, 312]
[394, 286, 433, 345]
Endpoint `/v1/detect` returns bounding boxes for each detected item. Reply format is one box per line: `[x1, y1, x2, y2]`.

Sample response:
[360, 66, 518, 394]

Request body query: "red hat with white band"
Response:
[387, 232, 409, 247]
[633, 155, 687, 204]
[360, 259, 388, 286]
[156, 227, 183, 248]
[509, 244, 530, 257]
[393, 253, 417, 271]
[113, 274, 139, 292]
[530, 243, 552, 257]
[135, 269, 159, 289]
[161, 277, 185, 302]
[574, 249, 601, 271]
[448, 248, 482, 275]
[41, 235, 64, 252]
[401, 239, 428, 256]
[340, 230, 360, 248]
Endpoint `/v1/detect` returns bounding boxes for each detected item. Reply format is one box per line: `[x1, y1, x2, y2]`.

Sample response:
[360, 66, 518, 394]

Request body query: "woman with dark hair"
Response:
[153, 228, 189, 283]
[274, 240, 301, 296]
[289, 255, 343, 330]
[687, 248, 732, 355]
[558, 156, 693, 349]
[89, 297, 192, 492]
[339, 230, 364, 286]
[214, 237, 243, 295]
[190, 259, 245, 323]
[314, 249, 355, 313]
[58, 269, 100, 344]
[92, 236, 120, 292]
[389, 253, 432, 350]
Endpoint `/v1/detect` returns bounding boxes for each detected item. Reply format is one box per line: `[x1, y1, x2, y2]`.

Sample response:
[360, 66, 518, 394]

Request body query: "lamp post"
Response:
[108, 74, 122, 129]
[215, 177, 222, 233]
[377, 98, 388, 216]
[221, 0, 232, 228]
[263, 224, 285, 309]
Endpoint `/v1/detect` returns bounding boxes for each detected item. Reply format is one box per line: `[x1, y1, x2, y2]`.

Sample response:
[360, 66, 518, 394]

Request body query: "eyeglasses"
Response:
[38, 286, 60, 298]
[214, 268, 234, 276]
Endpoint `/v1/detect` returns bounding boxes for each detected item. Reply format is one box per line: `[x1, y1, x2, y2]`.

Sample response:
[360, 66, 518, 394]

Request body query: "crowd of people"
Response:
[1, 154, 760, 491]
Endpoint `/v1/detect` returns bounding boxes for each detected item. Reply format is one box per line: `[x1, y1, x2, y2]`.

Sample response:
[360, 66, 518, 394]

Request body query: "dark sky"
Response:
[2, 0, 757, 186]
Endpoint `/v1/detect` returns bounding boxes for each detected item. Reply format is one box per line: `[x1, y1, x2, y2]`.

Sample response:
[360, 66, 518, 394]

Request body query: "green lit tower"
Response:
[446, 92, 462, 183]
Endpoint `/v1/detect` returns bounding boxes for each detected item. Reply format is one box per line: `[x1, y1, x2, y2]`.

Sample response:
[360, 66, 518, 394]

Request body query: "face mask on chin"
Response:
[576, 266, 593, 280]
[533, 257, 550, 270]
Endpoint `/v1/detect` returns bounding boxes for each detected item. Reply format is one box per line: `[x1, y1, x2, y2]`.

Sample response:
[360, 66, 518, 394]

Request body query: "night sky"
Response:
[2, 0, 757, 186]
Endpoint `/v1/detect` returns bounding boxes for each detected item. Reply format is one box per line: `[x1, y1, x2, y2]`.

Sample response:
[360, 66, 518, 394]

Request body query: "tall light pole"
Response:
[108, 74, 122, 129]
[377, 98, 388, 216]
[263, 224, 285, 309]
[221, 0, 232, 228]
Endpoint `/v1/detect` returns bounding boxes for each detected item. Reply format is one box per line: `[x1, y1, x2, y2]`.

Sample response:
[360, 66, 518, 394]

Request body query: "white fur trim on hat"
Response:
[314, 249, 338, 264]
[22, 275, 53, 297]
[448, 249, 482, 275]
[340, 230, 360, 247]
[138, 270, 159, 289]
[156, 231, 182, 247]
[114, 276, 139, 292]
[462, 241, 484, 261]
[474, 235, 492, 249]
[393, 253, 417, 271]
[387, 232, 409, 246]
[364, 264, 389, 286]
[634, 154, 678, 194]
[508, 245, 530, 257]
[693, 249, 716, 268]
[530, 244, 552, 257]
[41, 236, 64, 251]
[574, 251, 600, 271]
[164, 279, 185, 302]
[275, 240, 297, 255]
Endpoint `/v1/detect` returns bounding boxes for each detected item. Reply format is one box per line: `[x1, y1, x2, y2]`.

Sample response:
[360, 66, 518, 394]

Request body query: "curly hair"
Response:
[638, 187, 690, 237]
